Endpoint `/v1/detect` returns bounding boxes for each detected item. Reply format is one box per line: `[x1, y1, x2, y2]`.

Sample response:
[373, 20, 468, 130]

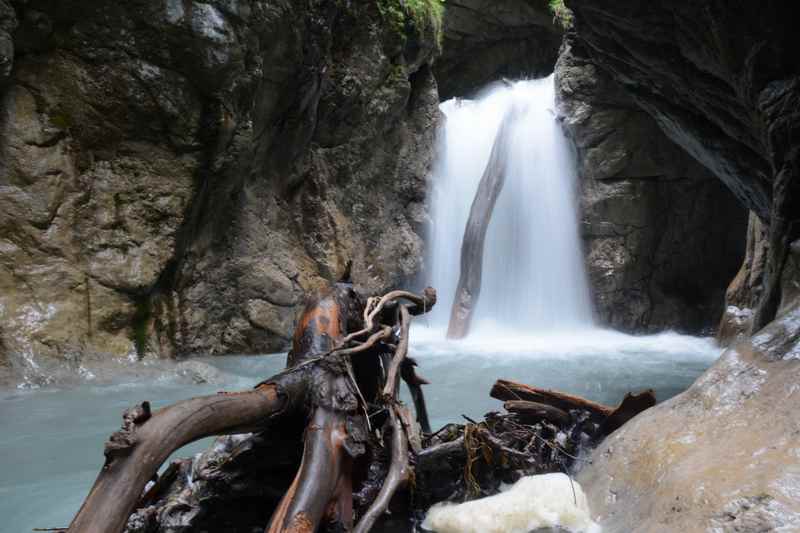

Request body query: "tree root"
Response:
[66, 280, 655, 533]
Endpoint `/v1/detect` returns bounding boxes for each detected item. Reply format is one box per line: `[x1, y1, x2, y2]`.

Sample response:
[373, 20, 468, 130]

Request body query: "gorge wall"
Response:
[556, 36, 747, 333]
[1, 0, 782, 383]
[563, 1, 800, 530]
[566, 0, 800, 334]
[433, 0, 560, 100]
[0, 0, 440, 382]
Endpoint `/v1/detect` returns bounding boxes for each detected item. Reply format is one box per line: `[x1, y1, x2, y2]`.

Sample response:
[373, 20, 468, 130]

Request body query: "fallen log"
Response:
[447, 107, 517, 339]
[491, 379, 614, 418]
[503, 400, 570, 426]
[599, 390, 657, 435]
[491, 379, 656, 438]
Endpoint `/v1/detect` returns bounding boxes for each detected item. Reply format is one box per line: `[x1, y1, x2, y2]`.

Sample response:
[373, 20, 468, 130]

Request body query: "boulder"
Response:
[578, 300, 800, 532]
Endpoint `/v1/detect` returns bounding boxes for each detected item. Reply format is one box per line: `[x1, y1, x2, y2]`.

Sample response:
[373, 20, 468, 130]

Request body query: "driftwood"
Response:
[447, 108, 517, 339]
[66, 277, 658, 533]
[67, 278, 436, 533]
[491, 378, 656, 438]
[503, 400, 571, 426]
[68, 384, 296, 533]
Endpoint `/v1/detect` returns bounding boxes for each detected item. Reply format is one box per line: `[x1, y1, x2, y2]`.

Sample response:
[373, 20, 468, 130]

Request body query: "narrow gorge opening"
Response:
[429, 77, 593, 335]
[3, 0, 793, 531]
[405, 74, 726, 433]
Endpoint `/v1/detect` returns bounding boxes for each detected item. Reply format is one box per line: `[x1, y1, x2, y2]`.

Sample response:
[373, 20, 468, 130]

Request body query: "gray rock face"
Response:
[578, 299, 800, 532]
[0, 1, 440, 376]
[717, 213, 769, 346]
[567, 0, 800, 331]
[0, 1, 14, 83]
[434, 0, 561, 99]
[555, 38, 747, 333]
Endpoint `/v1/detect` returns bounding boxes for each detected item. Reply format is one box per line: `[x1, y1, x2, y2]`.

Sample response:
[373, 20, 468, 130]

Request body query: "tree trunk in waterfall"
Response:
[447, 108, 517, 339]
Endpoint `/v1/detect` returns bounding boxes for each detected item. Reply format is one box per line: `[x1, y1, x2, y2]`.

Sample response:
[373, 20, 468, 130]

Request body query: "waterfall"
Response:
[427, 76, 594, 335]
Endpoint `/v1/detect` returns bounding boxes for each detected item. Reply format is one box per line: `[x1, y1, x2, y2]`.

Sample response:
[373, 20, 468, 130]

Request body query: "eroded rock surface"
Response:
[434, 0, 561, 99]
[578, 300, 800, 532]
[0, 1, 440, 380]
[555, 38, 746, 333]
[567, 0, 800, 332]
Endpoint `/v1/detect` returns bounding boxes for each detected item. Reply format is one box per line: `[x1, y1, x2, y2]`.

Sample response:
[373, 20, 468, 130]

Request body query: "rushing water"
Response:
[0, 76, 724, 532]
[0, 337, 719, 532]
[428, 76, 592, 331]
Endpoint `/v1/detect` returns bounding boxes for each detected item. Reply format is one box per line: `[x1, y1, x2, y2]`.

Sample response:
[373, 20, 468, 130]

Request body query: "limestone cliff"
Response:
[0, 0, 441, 382]
[562, 1, 800, 529]
[555, 37, 747, 333]
[434, 0, 560, 99]
[567, 0, 800, 334]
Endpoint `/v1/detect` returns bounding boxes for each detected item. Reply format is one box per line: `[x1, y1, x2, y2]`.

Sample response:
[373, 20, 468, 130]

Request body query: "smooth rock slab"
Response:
[578, 303, 800, 532]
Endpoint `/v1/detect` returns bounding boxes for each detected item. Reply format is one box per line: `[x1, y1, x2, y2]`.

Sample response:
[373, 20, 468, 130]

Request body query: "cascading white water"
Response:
[427, 75, 593, 334]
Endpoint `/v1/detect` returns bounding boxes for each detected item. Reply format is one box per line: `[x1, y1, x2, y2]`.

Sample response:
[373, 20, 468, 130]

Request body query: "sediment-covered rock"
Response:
[555, 37, 747, 333]
[0, 1, 441, 378]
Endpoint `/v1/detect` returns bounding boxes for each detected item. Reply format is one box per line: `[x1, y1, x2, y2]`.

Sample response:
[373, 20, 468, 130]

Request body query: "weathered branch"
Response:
[353, 405, 410, 533]
[342, 287, 437, 347]
[402, 358, 432, 434]
[266, 406, 355, 533]
[383, 305, 411, 399]
[503, 400, 571, 426]
[491, 379, 614, 419]
[68, 381, 297, 533]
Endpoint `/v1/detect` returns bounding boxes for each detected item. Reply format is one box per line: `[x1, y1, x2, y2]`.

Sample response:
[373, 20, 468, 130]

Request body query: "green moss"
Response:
[131, 296, 152, 359]
[378, 0, 446, 50]
[50, 111, 71, 131]
[548, 0, 573, 29]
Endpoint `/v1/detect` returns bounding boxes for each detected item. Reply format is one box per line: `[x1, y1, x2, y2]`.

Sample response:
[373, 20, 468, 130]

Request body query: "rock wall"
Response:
[434, 0, 560, 100]
[562, 1, 800, 529]
[567, 0, 800, 332]
[555, 37, 747, 333]
[0, 0, 440, 381]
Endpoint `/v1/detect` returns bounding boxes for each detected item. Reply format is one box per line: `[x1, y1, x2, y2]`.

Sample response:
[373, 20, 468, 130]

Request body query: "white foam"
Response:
[422, 473, 601, 533]
[410, 323, 721, 363]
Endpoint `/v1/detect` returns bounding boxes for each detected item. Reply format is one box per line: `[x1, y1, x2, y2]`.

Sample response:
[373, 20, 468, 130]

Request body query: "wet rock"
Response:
[716, 306, 754, 348]
[435, 0, 561, 99]
[567, 0, 800, 331]
[577, 301, 800, 532]
[555, 37, 747, 333]
[0, 2, 441, 370]
[175, 360, 224, 384]
[717, 213, 770, 345]
[0, 1, 15, 83]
